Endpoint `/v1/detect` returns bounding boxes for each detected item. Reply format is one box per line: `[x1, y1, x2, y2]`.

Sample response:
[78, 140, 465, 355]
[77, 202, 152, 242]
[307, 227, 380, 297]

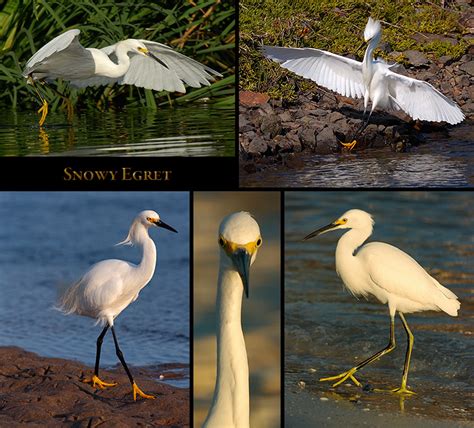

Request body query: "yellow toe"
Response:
[320, 368, 361, 387]
[340, 140, 358, 151]
[132, 382, 155, 401]
[38, 100, 48, 127]
[82, 374, 117, 389]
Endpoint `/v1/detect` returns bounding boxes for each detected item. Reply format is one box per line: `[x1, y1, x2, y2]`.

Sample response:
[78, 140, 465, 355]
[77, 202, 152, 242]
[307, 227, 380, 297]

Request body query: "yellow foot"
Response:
[320, 367, 362, 387]
[132, 382, 155, 401]
[82, 374, 117, 390]
[375, 385, 416, 395]
[64, 99, 74, 122]
[340, 139, 358, 151]
[38, 100, 48, 127]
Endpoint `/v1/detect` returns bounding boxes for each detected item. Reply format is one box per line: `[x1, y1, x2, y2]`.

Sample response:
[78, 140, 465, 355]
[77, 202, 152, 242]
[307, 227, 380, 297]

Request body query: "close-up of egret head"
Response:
[218, 211, 263, 298]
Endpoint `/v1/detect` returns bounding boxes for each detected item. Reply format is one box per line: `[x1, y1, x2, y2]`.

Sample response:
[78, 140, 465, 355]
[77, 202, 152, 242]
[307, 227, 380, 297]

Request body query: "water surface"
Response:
[285, 192, 473, 423]
[0, 105, 234, 156]
[0, 192, 189, 386]
[241, 125, 474, 187]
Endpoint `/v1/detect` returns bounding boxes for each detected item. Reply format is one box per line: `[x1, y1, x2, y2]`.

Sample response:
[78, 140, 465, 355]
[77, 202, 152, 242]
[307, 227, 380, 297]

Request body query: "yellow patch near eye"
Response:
[335, 218, 347, 225]
[138, 47, 148, 53]
[218, 236, 262, 255]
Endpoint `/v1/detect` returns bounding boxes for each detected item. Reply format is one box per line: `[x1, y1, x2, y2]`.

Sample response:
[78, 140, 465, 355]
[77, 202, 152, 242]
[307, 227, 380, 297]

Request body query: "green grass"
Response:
[240, 0, 472, 100]
[0, 0, 235, 110]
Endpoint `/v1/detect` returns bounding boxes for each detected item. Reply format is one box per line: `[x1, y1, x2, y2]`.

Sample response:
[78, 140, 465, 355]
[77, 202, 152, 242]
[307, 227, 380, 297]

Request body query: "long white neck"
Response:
[92, 42, 132, 78]
[362, 34, 380, 84]
[131, 224, 157, 288]
[335, 227, 372, 296]
[203, 256, 249, 428]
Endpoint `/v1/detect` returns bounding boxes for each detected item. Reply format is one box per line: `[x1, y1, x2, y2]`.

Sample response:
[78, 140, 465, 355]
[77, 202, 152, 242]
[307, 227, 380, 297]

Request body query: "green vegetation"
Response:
[240, 0, 471, 100]
[0, 0, 235, 111]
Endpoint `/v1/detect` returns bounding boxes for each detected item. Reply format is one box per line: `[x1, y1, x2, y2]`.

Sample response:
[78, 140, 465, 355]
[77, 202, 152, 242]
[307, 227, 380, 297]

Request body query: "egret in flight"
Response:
[203, 212, 262, 428]
[57, 210, 178, 401]
[23, 29, 222, 126]
[303, 209, 460, 394]
[263, 17, 464, 150]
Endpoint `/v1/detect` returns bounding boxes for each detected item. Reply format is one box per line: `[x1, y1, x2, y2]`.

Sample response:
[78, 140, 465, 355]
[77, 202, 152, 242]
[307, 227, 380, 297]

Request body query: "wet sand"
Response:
[0, 347, 189, 427]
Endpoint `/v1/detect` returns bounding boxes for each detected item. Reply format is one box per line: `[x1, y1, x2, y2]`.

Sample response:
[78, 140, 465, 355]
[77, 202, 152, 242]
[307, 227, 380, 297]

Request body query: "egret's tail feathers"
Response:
[56, 280, 81, 316]
[432, 278, 460, 316]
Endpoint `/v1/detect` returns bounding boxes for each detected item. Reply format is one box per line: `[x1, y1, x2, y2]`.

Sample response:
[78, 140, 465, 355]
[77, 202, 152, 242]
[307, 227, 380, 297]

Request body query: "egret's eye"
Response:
[218, 237, 225, 247]
[146, 217, 151, 222]
[256, 238, 262, 247]
[342, 218, 348, 223]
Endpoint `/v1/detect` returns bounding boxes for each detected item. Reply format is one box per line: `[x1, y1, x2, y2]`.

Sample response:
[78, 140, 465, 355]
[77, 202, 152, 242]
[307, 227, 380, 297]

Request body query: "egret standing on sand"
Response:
[303, 209, 460, 394]
[203, 212, 263, 428]
[23, 29, 222, 126]
[263, 17, 464, 149]
[57, 210, 177, 401]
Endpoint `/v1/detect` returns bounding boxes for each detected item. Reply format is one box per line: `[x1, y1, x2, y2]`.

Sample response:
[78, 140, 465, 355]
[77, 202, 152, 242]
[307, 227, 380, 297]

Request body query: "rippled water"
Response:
[0, 105, 234, 156]
[0, 192, 189, 378]
[241, 124, 474, 187]
[285, 192, 473, 423]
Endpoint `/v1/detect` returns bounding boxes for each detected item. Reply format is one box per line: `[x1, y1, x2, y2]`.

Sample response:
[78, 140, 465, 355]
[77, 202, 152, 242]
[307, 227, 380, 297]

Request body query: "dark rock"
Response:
[404, 50, 429, 67]
[316, 127, 339, 154]
[248, 137, 268, 155]
[260, 114, 281, 138]
[327, 111, 346, 122]
[459, 60, 474, 76]
[278, 111, 292, 122]
[438, 55, 453, 65]
[299, 127, 317, 150]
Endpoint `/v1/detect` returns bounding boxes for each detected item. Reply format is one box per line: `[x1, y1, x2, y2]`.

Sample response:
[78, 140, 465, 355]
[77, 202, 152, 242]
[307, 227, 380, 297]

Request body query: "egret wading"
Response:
[23, 29, 222, 126]
[203, 212, 262, 428]
[57, 210, 178, 401]
[303, 209, 460, 394]
[263, 17, 464, 150]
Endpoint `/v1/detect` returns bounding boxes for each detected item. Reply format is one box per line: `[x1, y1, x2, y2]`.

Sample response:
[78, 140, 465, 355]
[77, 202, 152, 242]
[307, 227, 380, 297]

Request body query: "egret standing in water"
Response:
[58, 210, 177, 401]
[303, 209, 460, 394]
[22, 29, 222, 126]
[263, 17, 464, 149]
[203, 212, 262, 428]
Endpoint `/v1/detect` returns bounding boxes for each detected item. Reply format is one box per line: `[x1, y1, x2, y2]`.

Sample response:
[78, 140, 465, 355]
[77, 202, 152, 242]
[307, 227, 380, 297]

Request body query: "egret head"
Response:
[303, 209, 374, 240]
[123, 39, 150, 57]
[218, 211, 262, 298]
[118, 210, 177, 246]
[364, 17, 382, 42]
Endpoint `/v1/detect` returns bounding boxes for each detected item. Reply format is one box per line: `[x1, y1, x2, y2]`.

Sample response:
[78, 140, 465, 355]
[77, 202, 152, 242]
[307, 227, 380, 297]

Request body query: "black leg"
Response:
[111, 325, 135, 384]
[110, 325, 155, 400]
[94, 325, 109, 376]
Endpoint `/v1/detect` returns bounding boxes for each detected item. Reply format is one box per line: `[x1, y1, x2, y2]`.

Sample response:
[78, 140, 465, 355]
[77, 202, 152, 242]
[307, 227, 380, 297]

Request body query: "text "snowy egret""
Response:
[263, 17, 464, 150]
[203, 212, 262, 428]
[303, 209, 460, 394]
[57, 210, 177, 401]
[23, 29, 222, 126]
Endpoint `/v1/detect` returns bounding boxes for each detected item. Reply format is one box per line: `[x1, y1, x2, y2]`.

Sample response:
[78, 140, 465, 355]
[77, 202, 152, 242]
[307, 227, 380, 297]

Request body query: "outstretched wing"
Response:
[22, 29, 93, 78]
[383, 68, 464, 124]
[262, 45, 365, 99]
[118, 40, 222, 93]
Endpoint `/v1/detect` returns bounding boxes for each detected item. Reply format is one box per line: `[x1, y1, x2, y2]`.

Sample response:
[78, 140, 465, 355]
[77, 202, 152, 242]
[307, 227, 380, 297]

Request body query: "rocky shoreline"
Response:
[0, 347, 189, 427]
[239, 43, 474, 175]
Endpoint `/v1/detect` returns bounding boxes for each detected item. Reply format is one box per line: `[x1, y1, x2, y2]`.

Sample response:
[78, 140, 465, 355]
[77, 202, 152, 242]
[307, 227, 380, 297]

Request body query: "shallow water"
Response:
[285, 192, 473, 423]
[0, 192, 189, 386]
[241, 124, 474, 187]
[0, 105, 234, 156]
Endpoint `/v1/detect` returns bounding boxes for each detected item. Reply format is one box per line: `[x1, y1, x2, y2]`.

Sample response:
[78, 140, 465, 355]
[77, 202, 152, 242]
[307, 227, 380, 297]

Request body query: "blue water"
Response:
[0, 192, 189, 375]
[285, 191, 473, 421]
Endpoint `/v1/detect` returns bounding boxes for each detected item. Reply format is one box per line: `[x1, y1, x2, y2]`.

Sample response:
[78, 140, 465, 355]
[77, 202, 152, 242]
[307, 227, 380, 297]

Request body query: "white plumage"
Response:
[263, 17, 464, 126]
[57, 210, 177, 401]
[304, 209, 460, 393]
[204, 212, 262, 428]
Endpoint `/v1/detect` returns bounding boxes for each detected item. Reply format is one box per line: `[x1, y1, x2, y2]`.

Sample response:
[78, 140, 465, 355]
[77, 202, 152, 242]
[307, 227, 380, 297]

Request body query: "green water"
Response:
[0, 105, 234, 156]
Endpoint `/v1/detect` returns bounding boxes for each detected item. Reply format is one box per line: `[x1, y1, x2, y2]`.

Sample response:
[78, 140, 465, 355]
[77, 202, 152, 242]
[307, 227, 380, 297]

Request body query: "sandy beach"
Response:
[0, 347, 189, 427]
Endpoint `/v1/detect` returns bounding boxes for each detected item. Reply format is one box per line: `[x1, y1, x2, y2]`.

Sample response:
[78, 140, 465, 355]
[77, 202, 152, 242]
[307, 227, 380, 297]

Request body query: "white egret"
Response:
[57, 210, 178, 401]
[303, 209, 460, 394]
[22, 29, 222, 126]
[263, 17, 464, 150]
[203, 212, 262, 428]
